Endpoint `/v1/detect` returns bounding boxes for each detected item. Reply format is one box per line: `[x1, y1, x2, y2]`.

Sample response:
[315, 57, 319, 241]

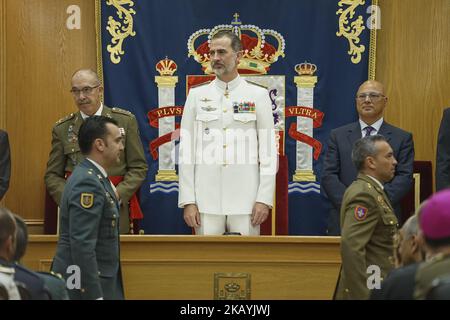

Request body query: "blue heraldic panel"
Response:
[99, 0, 374, 235]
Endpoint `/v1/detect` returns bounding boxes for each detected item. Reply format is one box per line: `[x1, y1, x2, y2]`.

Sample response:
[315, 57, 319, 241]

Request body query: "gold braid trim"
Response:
[336, 0, 366, 64]
[105, 0, 136, 64]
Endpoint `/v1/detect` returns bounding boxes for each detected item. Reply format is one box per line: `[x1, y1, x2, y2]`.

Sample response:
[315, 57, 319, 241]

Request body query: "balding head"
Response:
[70, 68, 103, 116]
[355, 80, 388, 125]
[71, 69, 100, 86]
[357, 80, 385, 95]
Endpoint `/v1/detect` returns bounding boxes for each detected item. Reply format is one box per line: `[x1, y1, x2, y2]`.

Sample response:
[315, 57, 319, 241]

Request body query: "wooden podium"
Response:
[24, 235, 341, 300]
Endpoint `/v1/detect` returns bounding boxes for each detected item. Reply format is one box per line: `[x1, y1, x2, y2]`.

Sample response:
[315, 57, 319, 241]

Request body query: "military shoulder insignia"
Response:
[354, 205, 368, 221]
[50, 271, 63, 279]
[111, 107, 133, 116]
[55, 113, 75, 126]
[246, 80, 268, 89]
[377, 195, 384, 204]
[80, 193, 94, 209]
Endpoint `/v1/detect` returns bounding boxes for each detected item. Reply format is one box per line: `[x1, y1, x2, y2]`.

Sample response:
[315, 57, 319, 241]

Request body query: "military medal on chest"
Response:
[233, 101, 256, 113]
[67, 124, 78, 143]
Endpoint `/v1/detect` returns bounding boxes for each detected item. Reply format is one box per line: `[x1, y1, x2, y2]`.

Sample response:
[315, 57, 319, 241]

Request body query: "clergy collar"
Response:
[214, 75, 241, 92]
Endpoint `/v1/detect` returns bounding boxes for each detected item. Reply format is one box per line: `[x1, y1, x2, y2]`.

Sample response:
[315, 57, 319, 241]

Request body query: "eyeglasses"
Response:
[70, 85, 100, 96]
[356, 92, 385, 102]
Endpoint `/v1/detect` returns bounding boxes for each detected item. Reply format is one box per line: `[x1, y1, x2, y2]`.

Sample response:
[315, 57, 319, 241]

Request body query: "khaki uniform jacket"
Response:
[336, 174, 398, 300]
[44, 105, 148, 232]
[178, 76, 277, 215]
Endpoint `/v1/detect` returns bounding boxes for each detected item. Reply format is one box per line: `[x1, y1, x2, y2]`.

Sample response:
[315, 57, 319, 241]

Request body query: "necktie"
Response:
[364, 126, 375, 137]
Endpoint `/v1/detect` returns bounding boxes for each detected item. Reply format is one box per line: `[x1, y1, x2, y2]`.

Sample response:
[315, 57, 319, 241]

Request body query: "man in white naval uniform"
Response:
[178, 30, 277, 235]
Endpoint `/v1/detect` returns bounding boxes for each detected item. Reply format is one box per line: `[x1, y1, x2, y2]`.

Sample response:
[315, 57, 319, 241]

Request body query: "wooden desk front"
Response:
[24, 235, 341, 299]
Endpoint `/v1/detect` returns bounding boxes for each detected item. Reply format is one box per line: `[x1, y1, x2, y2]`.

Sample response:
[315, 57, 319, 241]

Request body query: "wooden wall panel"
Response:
[0, 0, 6, 130]
[24, 236, 341, 300]
[3, 0, 96, 223]
[377, 0, 450, 181]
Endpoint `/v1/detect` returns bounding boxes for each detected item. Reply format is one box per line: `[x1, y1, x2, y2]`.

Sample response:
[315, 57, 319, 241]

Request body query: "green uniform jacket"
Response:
[414, 254, 450, 299]
[44, 105, 148, 233]
[51, 159, 124, 300]
[336, 174, 398, 300]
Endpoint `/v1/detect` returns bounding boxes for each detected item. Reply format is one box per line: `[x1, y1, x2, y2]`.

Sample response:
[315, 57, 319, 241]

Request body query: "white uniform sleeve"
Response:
[255, 89, 277, 207]
[178, 89, 197, 208]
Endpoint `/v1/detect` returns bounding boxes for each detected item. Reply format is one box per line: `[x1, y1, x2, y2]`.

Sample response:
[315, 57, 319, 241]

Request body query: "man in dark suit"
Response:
[436, 108, 450, 191]
[0, 129, 11, 201]
[322, 80, 414, 235]
[51, 116, 124, 300]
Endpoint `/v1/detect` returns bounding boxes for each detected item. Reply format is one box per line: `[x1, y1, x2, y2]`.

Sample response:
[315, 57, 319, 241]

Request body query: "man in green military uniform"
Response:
[52, 116, 124, 300]
[413, 189, 450, 299]
[45, 69, 148, 234]
[335, 135, 399, 300]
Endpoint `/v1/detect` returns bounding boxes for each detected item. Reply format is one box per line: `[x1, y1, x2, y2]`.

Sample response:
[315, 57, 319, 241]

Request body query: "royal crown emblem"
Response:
[156, 57, 178, 76]
[187, 13, 285, 75]
[224, 282, 241, 293]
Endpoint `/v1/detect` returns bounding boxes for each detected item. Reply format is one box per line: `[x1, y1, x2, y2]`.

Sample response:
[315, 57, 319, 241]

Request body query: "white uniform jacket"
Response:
[178, 76, 277, 215]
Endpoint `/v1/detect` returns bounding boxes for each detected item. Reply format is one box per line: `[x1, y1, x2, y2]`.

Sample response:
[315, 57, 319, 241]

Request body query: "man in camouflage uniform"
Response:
[335, 135, 399, 300]
[45, 69, 147, 234]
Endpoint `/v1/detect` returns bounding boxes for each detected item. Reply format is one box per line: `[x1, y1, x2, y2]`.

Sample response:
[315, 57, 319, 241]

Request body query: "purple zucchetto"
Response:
[420, 190, 450, 240]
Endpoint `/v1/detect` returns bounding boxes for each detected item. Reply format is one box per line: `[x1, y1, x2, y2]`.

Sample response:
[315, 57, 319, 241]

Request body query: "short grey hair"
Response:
[351, 134, 388, 171]
[71, 69, 101, 86]
[402, 215, 419, 239]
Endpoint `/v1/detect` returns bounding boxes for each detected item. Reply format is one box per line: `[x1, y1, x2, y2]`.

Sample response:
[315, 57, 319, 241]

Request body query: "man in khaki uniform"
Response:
[413, 189, 450, 299]
[45, 69, 148, 234]
[335, 135, 399, 300]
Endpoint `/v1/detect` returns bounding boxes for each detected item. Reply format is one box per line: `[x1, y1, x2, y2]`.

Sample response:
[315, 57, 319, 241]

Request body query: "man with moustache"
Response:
[178, 30, 277, 235]
[45, 69, 147, 234]
[335, 135, 399, 300]
[321, 80, 414, 235]
[51, 116, 124, 300]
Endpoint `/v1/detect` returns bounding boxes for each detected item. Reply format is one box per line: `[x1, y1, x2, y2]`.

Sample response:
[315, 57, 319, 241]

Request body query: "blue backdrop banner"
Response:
[98, 0, 375, 235]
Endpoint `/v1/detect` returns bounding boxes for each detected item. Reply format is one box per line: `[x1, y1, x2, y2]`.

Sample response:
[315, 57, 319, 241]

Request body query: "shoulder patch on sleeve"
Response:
[111, 107, 133, 116]
[354, 205, 368, 221]
[80, 193, 94, 209]
[55, 113, 75, 126]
